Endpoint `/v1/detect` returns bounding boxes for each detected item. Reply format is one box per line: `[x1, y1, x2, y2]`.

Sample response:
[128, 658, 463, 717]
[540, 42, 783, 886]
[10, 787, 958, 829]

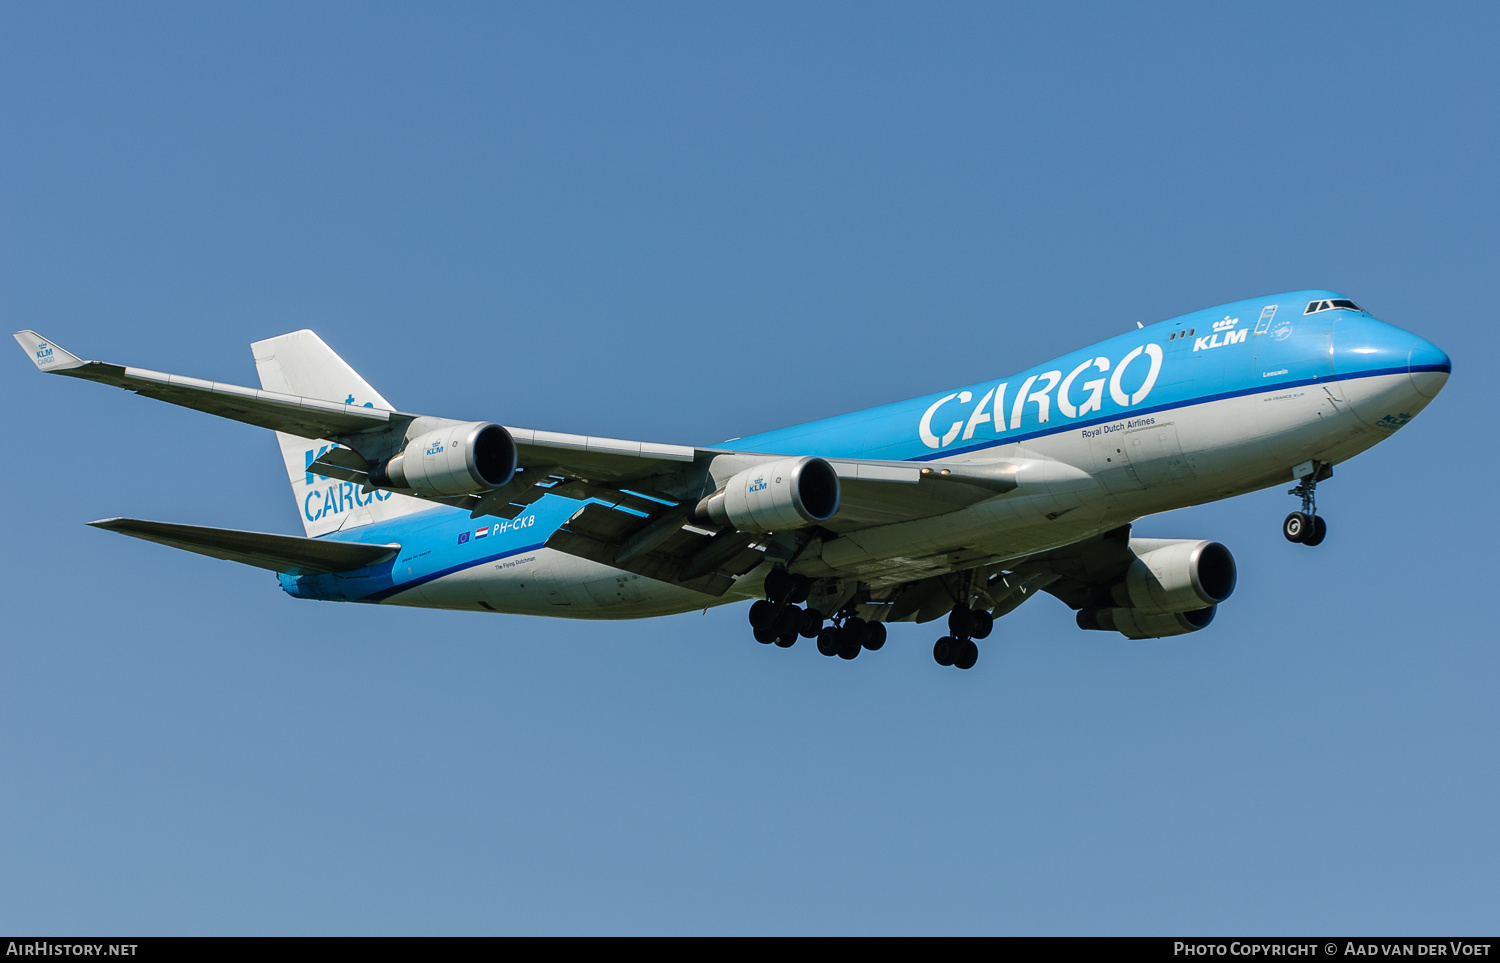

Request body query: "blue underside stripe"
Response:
[363, 541, 547, 603]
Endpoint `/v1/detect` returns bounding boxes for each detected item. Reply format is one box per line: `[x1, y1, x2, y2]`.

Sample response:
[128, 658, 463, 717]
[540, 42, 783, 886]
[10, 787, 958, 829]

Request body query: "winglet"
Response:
[13, 330, 86, 373]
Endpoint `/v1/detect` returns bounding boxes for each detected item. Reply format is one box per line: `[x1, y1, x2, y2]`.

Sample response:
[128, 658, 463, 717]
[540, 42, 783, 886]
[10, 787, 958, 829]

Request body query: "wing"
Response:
[16, 328, 1017, 518]
[16, 330, 1029, 594]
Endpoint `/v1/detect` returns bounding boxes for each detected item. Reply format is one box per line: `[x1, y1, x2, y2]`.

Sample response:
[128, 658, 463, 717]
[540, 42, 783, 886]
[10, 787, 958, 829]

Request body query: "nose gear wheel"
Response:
[1284, 461, 1331, 546]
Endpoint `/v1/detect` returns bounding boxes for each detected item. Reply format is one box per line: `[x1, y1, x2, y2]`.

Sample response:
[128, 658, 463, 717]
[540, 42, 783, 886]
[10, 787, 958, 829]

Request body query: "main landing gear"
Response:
[814, 609, 886, 661]
[1283, 461, 1330, 547]
[746, 569, 887, 660]
[932, 603, 992, 671]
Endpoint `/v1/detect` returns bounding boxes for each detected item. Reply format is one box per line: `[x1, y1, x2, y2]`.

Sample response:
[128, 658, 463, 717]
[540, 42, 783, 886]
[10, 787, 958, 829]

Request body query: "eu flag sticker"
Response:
[458, 531, 470, 544]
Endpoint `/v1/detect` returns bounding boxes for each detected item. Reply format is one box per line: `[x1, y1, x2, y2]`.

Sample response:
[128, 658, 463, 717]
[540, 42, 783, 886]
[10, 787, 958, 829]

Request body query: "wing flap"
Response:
[544, 503, 763, 596]
[88, 518, 399, 575]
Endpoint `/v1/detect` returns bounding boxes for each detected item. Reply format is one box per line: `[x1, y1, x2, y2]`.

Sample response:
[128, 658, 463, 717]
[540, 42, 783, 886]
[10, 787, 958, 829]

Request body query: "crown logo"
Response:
[1213, 315, 1239, 332]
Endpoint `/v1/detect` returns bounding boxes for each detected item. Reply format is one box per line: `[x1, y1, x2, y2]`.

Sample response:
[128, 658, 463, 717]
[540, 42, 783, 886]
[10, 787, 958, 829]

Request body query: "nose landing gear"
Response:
[1283, 460, 1332, 547]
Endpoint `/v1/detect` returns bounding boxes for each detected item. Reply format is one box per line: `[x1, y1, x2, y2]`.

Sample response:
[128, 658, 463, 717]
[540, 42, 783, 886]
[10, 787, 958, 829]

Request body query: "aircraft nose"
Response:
[1330, 316, 1449, 430]
[1407, 336, 1451, 399]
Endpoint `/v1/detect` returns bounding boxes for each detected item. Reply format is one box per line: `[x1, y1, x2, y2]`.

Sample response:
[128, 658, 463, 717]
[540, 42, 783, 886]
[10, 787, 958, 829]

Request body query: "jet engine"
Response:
[1108, 538, 1236, 614]
[695, 456, 840, 532]
[369, 421, 517, 495]
[1077, 605, 1216, 639]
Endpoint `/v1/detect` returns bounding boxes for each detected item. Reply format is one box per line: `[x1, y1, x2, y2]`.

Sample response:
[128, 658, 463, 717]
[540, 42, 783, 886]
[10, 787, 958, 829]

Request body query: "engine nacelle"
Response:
[1109, 538, 1237, 614]
[370, 421, 517, 496]
[1077, 605, 1216, 639]
[695, 456, 840, 532]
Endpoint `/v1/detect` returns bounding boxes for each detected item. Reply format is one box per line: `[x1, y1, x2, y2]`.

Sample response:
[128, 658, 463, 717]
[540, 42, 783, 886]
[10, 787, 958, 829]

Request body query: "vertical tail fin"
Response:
[252, 330, 432, 537]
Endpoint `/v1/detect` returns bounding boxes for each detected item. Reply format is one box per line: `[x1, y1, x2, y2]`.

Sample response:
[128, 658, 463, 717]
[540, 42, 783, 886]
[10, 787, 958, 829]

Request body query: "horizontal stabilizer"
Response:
[88, 518, 399, 575]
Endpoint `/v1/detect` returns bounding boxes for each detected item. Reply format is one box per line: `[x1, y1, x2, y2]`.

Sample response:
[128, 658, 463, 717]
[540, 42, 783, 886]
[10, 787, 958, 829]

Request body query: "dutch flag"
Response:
[474, 526, 489, 539]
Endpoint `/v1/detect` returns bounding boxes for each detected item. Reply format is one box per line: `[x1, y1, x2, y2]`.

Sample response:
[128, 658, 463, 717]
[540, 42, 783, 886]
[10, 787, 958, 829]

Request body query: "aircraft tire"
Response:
[933, 636, 957, 666]
[1283, 512, 1311, 543]
[954, 639, 979, 670]
[764, 568, 793, 603]
[969, 611, 994, 640]
[748, 599, 776, 630]
[753, 625, 777, 644]
[837, 631, 862, 660]
[788, 574, 811, 605]
[863, 622, 887, 651]
[817, 627, 842, 657]
[798, 607, 825, 638]
[947, 605, 973, 639]
[773, 604, 801, 638]
[774, 630, 797, 648]
[1304, 515, 1328, 546]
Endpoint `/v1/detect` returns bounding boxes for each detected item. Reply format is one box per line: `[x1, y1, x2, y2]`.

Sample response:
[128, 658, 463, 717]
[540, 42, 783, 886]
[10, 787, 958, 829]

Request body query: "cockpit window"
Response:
[1305, 299, 1365, 314]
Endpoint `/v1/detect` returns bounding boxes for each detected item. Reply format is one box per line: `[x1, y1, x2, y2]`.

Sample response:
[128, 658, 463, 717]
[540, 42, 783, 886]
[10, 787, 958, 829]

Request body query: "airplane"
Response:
[13, 290, 1450, 671]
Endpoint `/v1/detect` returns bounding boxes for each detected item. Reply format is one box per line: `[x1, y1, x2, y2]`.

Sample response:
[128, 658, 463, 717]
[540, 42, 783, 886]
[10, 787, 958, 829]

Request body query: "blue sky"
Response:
[2, 2, 1496, 934]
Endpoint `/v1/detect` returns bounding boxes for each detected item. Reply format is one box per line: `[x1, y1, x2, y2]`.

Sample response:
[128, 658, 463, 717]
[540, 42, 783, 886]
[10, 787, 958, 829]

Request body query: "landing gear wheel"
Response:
[845, 617, 869, 649]
[748, 599, 776, 630]
[753, 625, 777, 644]
[863, 622, 887, 651]
[969, 610, 994, 640]
[763, 568, 793, 603]
[837, 630, 862, 660]
[774, 631, 797, 648]
[953, 639, 979, 670]
[947, 605, 973, 639]
[773, 604, 801, 638]
[787, 574, 811, 605]
[1286, 464, 1329, 546]
[933, 636, 957, 667]
[798, 608, 825, 639]
[817, 627, 842, 657]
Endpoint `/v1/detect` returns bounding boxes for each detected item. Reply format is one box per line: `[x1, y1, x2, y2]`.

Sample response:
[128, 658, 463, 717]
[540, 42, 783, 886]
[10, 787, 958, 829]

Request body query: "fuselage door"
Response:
[1087, 430, 1141, 494]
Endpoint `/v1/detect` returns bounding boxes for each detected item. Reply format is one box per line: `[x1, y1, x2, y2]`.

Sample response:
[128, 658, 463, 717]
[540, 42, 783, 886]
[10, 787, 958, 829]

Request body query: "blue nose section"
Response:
[1408, 337, 1451, 374]
[1407, 337, 1450, 399]
[1330, 314, 1450, 412]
